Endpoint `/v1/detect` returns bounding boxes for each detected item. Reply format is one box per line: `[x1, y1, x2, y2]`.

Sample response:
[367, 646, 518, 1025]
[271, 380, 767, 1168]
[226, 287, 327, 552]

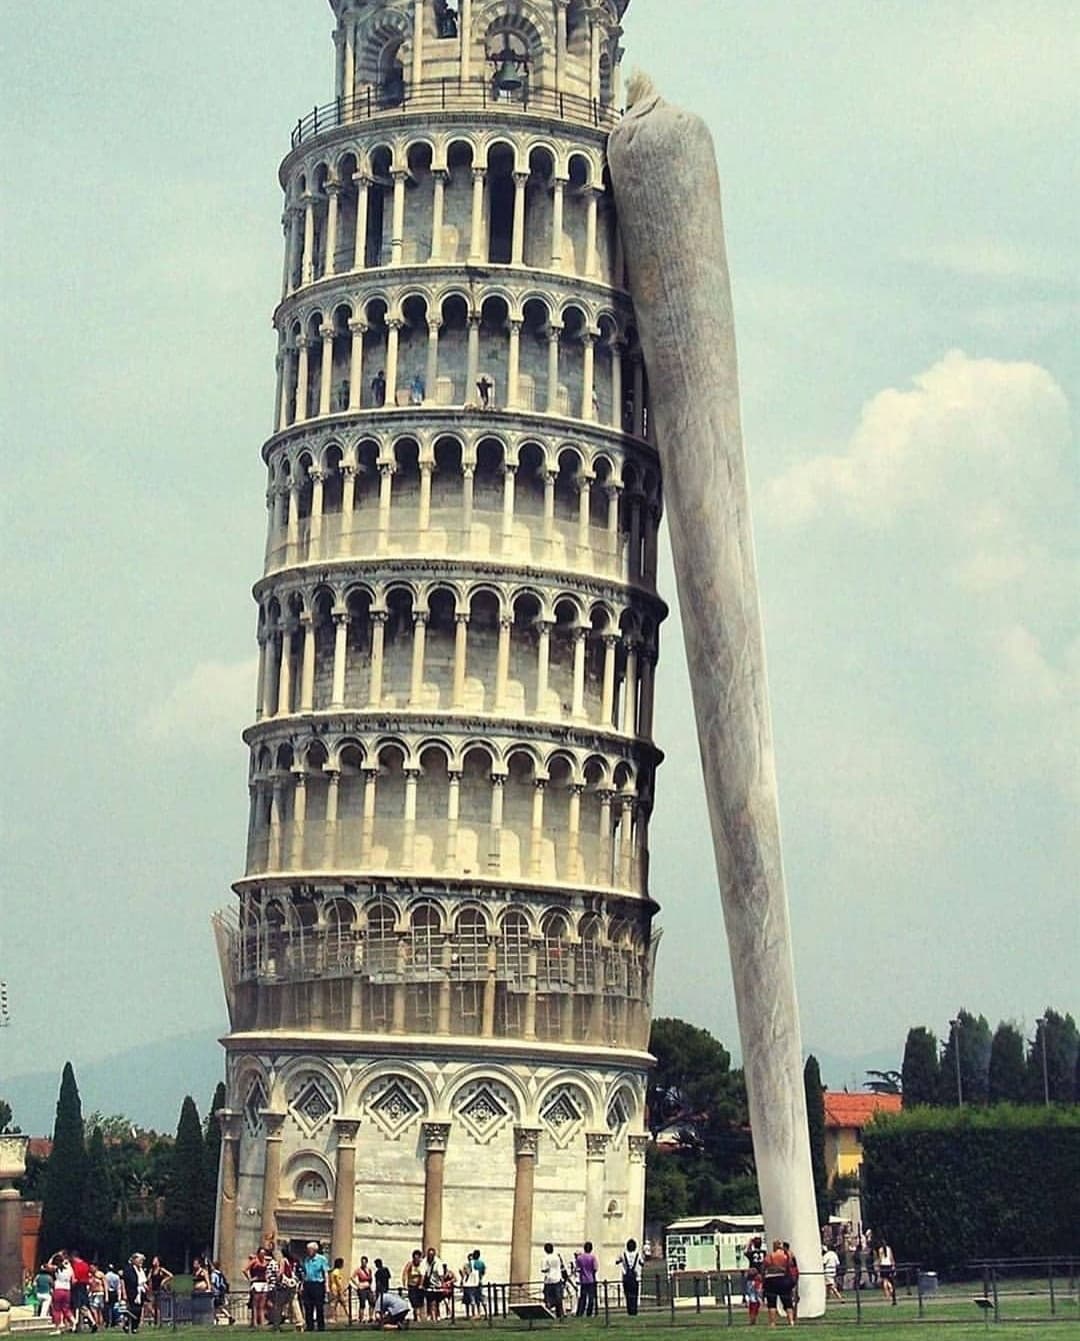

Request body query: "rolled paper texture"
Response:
[609, 87, 825, 1318]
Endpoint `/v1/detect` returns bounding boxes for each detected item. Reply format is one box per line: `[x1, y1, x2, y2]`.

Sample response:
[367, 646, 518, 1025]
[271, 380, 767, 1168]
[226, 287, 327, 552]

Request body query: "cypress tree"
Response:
[803, 1054, 829, 1225]
[166, 1096, 205, 1269]
[202, 1081, 227, 1250]
[81, 1127, 114, 1260]
[901, 1027, 940, 1106]
[40, 1062, 87, 1253]
[1027, 1010, 1079, 1103]
[988, 1022, 1027, 1104]
[939, 1010, 991, 1105]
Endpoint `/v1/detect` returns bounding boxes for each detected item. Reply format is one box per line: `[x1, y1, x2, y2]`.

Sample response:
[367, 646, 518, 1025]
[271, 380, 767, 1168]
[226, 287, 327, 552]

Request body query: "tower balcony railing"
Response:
[289, 81, 620, 150]
[245, 818, 643, 894]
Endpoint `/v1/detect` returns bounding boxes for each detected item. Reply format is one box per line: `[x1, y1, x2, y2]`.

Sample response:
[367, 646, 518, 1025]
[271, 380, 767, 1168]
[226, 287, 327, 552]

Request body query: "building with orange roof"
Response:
[823, 1090, 902, 1222]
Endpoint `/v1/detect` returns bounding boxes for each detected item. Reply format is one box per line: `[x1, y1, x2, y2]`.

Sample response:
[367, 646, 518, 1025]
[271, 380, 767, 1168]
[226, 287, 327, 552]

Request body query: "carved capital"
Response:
[422, 1121, 451, 1154]
[260, 1109, 287, 1138]
[514, 1125, 542, 1158]
[334, 1118, 360, 1146]
[586, 1130, 612, 1159]
[627, 1133, 649, 1163]
[217, 1109, 243, 1142]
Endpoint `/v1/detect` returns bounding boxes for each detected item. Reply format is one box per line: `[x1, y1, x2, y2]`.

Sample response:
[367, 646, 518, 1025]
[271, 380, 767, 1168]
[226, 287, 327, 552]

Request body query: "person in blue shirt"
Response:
[300, 1242, 330, 1331]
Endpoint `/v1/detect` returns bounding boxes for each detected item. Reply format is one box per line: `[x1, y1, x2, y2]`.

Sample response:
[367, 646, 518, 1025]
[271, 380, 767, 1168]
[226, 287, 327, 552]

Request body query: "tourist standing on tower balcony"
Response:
[371, 369, 386, 407]
[300, 1242, 329, 1332]
[539, 1244, 566, 1319]
[616, 1239, 643, 1316]
[410, 372, 425, 405]
[476, 375, 494, 410]
[574, 1242, 598, 1317]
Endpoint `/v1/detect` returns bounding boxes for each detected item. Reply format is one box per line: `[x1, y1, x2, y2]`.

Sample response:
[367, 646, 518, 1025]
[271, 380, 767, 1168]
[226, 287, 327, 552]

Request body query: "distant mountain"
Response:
[4, 1028, 225, 1135]
[4, 1031, 901, 1136]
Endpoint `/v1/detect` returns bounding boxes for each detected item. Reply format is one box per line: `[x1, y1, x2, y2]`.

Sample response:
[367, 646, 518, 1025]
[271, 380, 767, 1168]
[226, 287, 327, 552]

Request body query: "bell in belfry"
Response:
[490, 45, 525, 93]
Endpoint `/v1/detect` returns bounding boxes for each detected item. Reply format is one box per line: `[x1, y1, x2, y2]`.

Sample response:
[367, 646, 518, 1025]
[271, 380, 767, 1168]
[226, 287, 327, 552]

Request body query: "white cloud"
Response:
[763, 349, 1070, 527]
[137, 657, 257, 751]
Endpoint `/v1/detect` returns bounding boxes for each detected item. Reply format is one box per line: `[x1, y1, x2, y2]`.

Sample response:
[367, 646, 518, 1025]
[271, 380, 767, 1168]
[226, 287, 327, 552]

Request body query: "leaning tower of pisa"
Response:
[213, 0, 664, 1284]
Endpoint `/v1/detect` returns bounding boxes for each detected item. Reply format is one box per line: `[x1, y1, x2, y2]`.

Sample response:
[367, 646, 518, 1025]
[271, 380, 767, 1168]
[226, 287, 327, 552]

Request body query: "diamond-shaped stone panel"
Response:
[292, 1079, 334, 1129]
[364, 1077, 426, 1140]
[455, 1081, 513, 1145]
[244, 1079, 268, 1136]
[540, 1086, 586, 1147]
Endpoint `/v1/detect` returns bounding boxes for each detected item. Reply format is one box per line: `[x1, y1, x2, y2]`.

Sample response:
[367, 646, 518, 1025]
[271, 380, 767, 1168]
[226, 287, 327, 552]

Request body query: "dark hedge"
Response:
[861, 1105, 1080, 1269]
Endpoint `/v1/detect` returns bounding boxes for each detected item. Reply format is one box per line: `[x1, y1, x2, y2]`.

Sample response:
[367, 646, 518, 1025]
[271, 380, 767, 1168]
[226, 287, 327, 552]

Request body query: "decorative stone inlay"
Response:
[606, 1090, 630, 1136]
[291, 1078, 334, 1130]
[243, 1079, 268, 1136]
[454, 1080, 513, 1145]
[539, 1086, 585, 1147]
[364, 1076, 426, 1140]
[422, 1121, 451, 1153]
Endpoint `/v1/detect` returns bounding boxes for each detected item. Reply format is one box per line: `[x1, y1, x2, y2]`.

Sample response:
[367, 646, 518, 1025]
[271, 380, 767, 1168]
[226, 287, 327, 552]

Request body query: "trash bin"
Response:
[191, 1291, 215, 1324]
[918, 1272, 938, 1296]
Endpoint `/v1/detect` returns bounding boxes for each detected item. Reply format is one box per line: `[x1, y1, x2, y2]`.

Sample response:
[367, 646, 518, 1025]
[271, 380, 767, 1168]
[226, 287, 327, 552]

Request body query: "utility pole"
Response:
[948, 1017, 963, 1106]
[1036, 1017, 1050, 1105]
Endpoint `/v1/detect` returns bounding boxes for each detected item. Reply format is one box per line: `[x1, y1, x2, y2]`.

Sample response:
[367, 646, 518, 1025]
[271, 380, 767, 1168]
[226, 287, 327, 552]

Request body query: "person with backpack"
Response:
[210, 1261, 234, 1326]
[616, 1240, 643, 1317]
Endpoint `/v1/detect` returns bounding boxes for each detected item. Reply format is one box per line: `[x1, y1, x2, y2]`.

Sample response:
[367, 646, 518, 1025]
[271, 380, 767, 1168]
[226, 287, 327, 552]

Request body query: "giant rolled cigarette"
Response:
[609, 83, 824, 1317]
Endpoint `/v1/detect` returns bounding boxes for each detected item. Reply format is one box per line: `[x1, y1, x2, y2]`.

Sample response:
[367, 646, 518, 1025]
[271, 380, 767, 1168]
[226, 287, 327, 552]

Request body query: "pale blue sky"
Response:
[2, 2, 1076, 1113]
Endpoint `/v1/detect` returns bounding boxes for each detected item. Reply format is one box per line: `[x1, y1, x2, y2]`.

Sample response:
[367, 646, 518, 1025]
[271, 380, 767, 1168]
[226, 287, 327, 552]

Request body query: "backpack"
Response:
[211, 1269, 229, 1299]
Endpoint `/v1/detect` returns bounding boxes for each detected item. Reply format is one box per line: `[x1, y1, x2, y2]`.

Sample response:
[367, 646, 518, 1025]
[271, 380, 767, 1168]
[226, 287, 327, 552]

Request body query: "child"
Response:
[744, 1266, 763, 1325]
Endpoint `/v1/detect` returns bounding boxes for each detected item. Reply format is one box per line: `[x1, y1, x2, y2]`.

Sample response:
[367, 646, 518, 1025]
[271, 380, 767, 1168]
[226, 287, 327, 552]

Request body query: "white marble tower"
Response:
[213, 0, 663, 1286]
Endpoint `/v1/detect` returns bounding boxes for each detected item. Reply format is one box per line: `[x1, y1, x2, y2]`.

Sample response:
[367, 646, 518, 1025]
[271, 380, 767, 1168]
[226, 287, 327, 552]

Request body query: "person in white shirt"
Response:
[822, 1246, 843, 1302]
[616, 1239, 642, 1316]
[539, 1243, 565, 1319]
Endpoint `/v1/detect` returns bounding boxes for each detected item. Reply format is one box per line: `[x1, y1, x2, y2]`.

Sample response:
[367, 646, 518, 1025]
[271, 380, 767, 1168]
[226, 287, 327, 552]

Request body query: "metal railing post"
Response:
[991, 1265, 999, 1323]
[602, 1280, 609, 1325]
[1048, 1258, 1055, 1316]
[854, 1271, 861, 1323]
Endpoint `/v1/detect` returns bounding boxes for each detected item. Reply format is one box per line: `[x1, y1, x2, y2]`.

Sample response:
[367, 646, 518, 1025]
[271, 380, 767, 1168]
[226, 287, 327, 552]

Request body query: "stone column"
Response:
[571, 627, 587, 719]
[628, 495, 642, 580]
[546, 327, 561, 412]
[581, 333, 596, 419]
[554, 0, 568, 91]
[621, 641, 638, 735]
[605, 483, 622, 568]
[462, 464, 475, 542]
[286, 208, 302, 294]
[535, 620, 551, 714]
[638, 652, 655, 737]
[425, 319, 441, 400]
[618, 797, 636, 887]
[488, 775, 505, 871]
[290, 770, 307, 869]
[452, 613, 469, 707]
[324, 768, 340, 868]
[494, 616, 512, 710]
[507, 319, 522, 408]
[459, 0, 472, 80]
[340, 463, 357, 545]
[501, 463, 516, 549]
[301, 194, 315, 283]
[259, 1111, 286, 1247]
[331, 1120, 360, 1263]
[600, 635, 617, 725]
[567, 784, 584, 879]
[0, 1135, 28, 1304]
[369, 611, 387, 705]
[263, 631, 280, 720]
[385, 319, 402, 400]
[319, 327, 335, 416]
[610, 340, 623, 430]
[542, 470, 556, 544]
[324, 182, 340, 277]
[529, 779, 546, 876]
[577, 476, 592, 554]
[353, 175, 370, 270]
[584, 1132, 611, 1252]
[446, 770, 461, 866]
[343, 21, 356, 106]
[309, 468, 325, 555]
[598, 789, 613, 883]
[509, 1128, 541, 1291]
[551, 178, 566, 269]
[626, 1134, 649, 1247]
[295, 335, 311, 423]
[482, 938, 498, 1036]
[584, 189, 599, 276]
[511, 172, 528, 265]
[285, 481, 300, 559]
[466, 314, 481, 395]
[411, 0, 425, 86]
[377, 462, 395, 552]
[331, 611, 348, 708]
[390, 170, 408, 266]
[632, 354, 645, 437]
[348, 319, 366, 409]
[417, 459, 434, 531]
[421, 1123, 451, 1251]
[214, 1113, 241, 1280]
[255, 632, 268, 720]
[469, 168, 486, 263]
[268, 778, 284, 870]
[276, 622, 294, 716]
[409, 612, 428, 706]
[360, 766, 378, 863]
[430, 170, 447, 261]
[590, 20, 602, 102]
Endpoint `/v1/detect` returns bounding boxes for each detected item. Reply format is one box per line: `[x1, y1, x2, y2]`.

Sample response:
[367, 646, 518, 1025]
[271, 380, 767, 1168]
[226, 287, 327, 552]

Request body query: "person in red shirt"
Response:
[69, 1252, 92, 1328]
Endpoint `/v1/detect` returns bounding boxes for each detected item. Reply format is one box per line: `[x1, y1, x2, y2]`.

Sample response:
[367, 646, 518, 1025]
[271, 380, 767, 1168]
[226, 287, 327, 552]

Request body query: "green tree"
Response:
[939, 1010, 991, 1105]
[864, 1070, 902, 1095]
[165, 1096, 205, 1268]
[648, 1018, 745, 1140]
[644, 1145, 689, 1228]
[81, 1127, 114, 1259]
[901, 1027, 940, 1106]
[0, 1099, 18, 1133]
[1027, 1010, 1079, 1103]
[803, 1055, 829, 1226]
[988, 1022, 1027, 1104]
[40, 1062, 87, 1253]
[202, 1082, 226, 1254]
